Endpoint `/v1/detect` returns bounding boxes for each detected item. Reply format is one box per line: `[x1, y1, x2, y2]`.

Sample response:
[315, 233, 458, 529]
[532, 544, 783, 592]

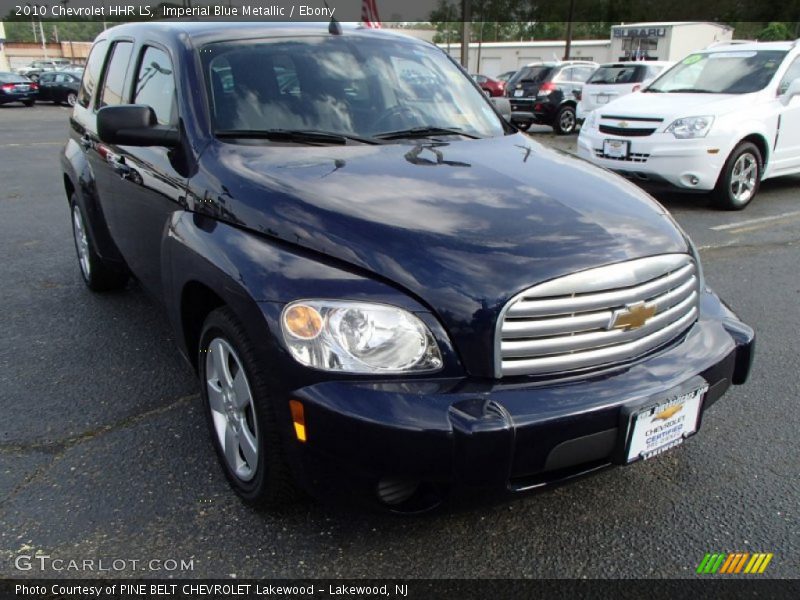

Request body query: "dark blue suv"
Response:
[61, 23, 754, 512]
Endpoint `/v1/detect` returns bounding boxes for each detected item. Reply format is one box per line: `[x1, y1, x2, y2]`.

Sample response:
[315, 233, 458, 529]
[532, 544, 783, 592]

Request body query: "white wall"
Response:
[441, 41, 611, 77]
[666, 23, 733, 61]
[0, 23, 9, 72]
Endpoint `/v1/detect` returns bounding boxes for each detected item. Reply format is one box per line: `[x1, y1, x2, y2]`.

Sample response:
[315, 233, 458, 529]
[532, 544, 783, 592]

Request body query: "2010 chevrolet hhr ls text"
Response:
[62, 23, 754, 512]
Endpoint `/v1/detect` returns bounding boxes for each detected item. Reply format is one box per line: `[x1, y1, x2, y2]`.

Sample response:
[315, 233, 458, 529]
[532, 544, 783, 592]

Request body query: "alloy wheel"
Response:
[205, 338, 259, 482]
[72, 205, 91, 279]
[729, 152, 758, 204]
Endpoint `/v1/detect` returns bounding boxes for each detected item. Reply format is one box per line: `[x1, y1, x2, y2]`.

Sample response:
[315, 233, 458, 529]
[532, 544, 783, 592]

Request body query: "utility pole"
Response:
[564, 0, 576, 60]
[38, 17, 47, 59]
[460, 0, 471, 70]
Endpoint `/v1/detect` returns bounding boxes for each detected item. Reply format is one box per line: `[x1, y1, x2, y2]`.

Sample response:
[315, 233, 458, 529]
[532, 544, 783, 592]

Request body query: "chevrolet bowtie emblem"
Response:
[653, 404, 683, 421]
[618, 121, 629, 128]
[609, 302, 657, 331]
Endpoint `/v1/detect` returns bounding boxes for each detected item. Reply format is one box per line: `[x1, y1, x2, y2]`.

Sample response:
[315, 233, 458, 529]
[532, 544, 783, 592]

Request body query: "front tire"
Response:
[199, 307, 298, 507]
[23, 100, 35, 107]
[515, 121, 532, 132]
[554, 105, 577, 135]
[65, 92, 77, 107]
[70, 195, 128, 291]
[712, 142, 761, 210]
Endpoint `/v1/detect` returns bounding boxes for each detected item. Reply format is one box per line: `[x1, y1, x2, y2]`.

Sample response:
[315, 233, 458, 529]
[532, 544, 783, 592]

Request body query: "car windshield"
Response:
[588, 65, 643, 85]
[508, 66, 552, 86]
[201, 36, 505, 141]
[647, 50, 787, 94]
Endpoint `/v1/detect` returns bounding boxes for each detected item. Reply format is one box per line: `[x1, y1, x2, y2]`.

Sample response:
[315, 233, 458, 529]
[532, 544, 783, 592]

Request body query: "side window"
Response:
[98, 41, 134, 109]
[555, 67, 575, 82]
[39, 73, 54, 83]
[778, 57, 800, 95]
[77, 40, 109, 108]
[575, 67, 595, 82]
[133, 46, 177, 125]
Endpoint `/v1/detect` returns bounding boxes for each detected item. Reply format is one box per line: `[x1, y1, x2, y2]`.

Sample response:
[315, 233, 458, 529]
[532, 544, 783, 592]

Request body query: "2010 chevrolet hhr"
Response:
[62, 23, 754, 512]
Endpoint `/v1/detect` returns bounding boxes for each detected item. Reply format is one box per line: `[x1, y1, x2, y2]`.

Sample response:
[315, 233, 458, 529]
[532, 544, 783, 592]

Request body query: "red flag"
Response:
[362, 0, 382, 28]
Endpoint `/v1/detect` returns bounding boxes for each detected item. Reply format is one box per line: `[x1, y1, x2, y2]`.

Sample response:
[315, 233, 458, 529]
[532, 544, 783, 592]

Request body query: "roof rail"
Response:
[705, 39, 755, 49]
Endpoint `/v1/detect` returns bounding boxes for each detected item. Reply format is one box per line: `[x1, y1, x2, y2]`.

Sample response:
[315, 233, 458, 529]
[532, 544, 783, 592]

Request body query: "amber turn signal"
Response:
[289, 399, 307, 442]
[283, 304, 323, 339]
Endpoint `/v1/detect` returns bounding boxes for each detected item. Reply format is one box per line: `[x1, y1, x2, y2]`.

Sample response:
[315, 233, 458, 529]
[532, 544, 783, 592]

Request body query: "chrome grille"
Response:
[594, 149, 650, 163]
[496, 254, 699, 377]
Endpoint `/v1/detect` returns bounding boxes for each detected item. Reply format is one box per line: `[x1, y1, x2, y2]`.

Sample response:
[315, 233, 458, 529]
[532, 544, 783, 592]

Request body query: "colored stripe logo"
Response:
[697, 553, 773, 574]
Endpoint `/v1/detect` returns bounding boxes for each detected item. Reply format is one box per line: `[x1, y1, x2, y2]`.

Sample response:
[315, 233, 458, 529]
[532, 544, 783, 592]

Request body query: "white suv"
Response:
[578, 41, 800, 209]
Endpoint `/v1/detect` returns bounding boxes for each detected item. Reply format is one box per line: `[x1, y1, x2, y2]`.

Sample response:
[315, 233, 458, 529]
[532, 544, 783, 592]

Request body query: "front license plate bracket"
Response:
[613, 376, 709, 465]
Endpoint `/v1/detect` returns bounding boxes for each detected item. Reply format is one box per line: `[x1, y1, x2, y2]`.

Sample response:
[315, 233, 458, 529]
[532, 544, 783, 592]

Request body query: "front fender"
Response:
[163, 212, 463, 382]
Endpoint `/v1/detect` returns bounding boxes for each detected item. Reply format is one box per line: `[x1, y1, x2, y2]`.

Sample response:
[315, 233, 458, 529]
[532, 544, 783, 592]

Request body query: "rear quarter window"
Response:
[77, 39, 109, 108]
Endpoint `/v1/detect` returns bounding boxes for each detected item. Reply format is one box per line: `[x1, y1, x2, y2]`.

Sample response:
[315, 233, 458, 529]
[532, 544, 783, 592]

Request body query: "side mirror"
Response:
[780, 79, 800, 106]
[97, 104, 180, 147]
[491, 97, 512, 122]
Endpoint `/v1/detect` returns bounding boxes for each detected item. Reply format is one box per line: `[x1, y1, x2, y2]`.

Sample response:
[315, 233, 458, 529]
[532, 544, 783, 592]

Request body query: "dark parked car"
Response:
[62, 22, 754, 512]
[506, 61, 598, 134]
[36, 70, 81, 106]
[0, 72, 38, 106]
[471, 73, 505, 97]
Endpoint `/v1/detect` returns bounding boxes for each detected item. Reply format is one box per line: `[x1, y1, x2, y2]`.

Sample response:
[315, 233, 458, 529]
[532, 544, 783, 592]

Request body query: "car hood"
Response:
[199, 133, 688, 376]
[601, 91, 752, 120]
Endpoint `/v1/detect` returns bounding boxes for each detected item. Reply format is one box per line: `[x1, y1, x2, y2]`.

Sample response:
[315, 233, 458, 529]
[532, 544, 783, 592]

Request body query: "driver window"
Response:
[133, 46, 177, 126]
[778, 57, 800, 95]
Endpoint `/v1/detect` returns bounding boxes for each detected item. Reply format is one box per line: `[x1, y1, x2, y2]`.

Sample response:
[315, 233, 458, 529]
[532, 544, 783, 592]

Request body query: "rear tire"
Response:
[554, 105, 577, 135]
[515, 121, 532, 132]
[199, 307, 298, 508]
[712, 142, 761, 210]
[23, 100, 35, 107]
[69, 194, 129, 291]
[65, 92, 77, 107]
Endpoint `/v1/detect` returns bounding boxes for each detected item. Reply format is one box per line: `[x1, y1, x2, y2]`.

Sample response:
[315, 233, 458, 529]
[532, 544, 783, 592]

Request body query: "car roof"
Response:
[97, 21, 430, 48]
[596, 61, 673, 67]
[523, 61, 598, 67]
[700, 41, 795, 53]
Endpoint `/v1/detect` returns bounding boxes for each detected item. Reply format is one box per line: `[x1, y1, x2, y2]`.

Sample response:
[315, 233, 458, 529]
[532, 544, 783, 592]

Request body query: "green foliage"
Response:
[757, 22, 795, 41]
[3, 20, 105, 43]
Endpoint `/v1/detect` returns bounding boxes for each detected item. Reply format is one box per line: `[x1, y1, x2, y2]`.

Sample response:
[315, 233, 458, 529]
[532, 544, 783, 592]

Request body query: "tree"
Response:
[757, 22, 794, 41]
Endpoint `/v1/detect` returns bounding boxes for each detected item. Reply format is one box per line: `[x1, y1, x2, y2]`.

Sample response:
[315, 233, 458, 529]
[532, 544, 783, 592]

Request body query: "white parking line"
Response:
[710, 210, 800, 231]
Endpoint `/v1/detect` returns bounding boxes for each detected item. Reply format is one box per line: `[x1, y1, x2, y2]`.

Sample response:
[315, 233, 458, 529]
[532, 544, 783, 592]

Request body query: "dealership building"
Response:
[441, 22, 734, 77]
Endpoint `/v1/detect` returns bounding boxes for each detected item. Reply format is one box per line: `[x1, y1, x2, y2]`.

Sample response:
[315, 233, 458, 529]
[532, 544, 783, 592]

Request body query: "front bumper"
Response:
[577, 129, 730, 191]
[285, 289, 754, 510]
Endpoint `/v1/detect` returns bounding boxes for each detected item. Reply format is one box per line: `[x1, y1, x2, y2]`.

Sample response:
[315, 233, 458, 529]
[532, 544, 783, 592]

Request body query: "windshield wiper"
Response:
[374, 126, 480, 141]
[664, 88, 719, 94]
[215, 129, 382, 145]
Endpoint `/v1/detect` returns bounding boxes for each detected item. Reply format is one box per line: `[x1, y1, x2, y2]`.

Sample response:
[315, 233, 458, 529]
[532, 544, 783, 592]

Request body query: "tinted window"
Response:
[510, 66, 552, 86]
[77, 39, 109, 108]
[573, 66, 598, 82]
[99, 41, 134, 108]
[39, 73, 55, 83]
[588, 65, 643, 85]
[133, 46, 177, 125]
[778, 57, 800, 95]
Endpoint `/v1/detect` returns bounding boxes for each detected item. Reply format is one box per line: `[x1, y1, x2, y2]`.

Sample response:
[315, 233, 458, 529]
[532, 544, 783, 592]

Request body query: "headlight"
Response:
[281, 300, 443, 374]
[665, 116, 714, 139]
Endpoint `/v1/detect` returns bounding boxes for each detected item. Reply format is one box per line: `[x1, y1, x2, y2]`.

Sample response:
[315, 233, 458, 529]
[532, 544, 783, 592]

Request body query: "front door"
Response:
[772, 57, 800, 174]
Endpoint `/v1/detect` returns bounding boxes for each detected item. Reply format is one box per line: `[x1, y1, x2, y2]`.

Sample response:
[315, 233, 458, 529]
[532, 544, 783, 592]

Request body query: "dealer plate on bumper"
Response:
[626, 386, 707, 462]
[603, 139, 629, 158]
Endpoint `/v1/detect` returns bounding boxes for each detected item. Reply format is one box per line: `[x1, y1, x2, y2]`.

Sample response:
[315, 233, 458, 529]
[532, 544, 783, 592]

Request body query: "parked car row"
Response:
[0, 69, 82, 106]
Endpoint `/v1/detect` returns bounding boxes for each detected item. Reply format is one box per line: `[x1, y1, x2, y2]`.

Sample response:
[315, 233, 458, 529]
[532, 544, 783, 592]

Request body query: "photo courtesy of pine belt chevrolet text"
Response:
[61, 22, 755, 512]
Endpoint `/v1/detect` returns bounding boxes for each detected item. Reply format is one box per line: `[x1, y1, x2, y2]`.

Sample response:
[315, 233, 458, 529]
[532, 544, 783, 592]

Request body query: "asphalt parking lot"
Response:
[1, 104, 798, 579]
